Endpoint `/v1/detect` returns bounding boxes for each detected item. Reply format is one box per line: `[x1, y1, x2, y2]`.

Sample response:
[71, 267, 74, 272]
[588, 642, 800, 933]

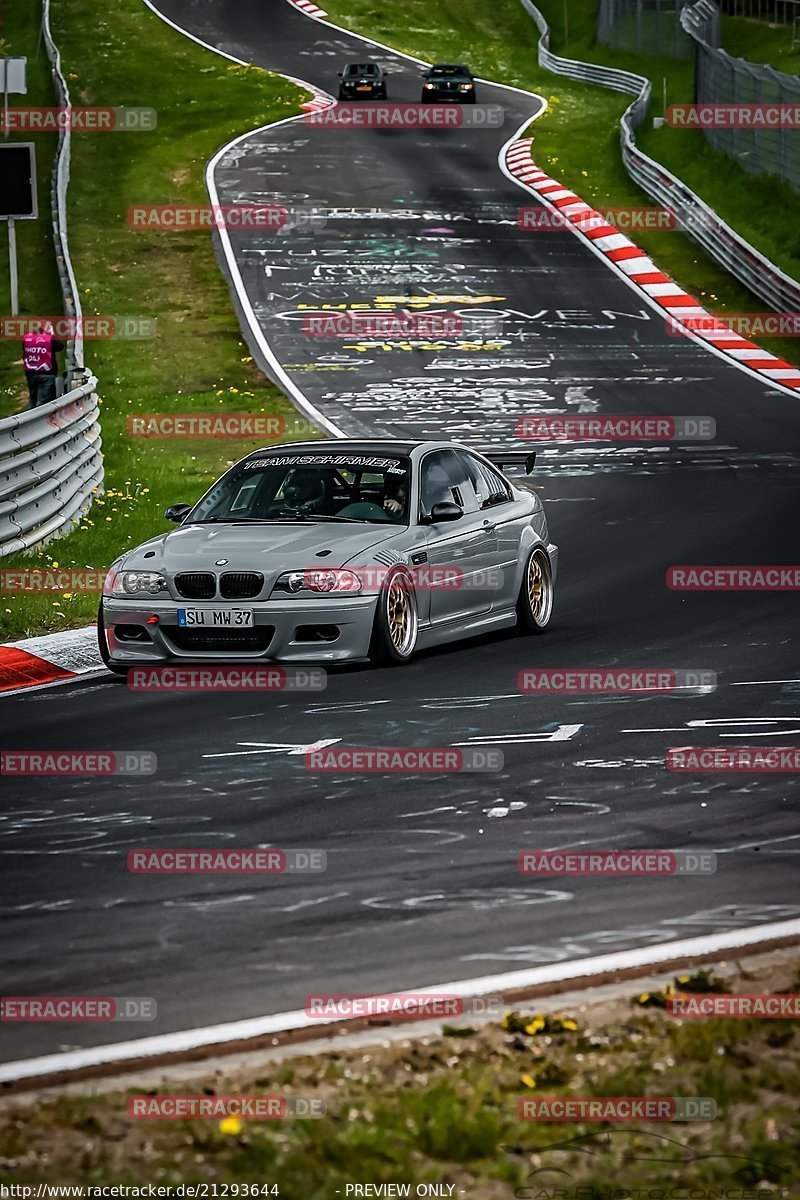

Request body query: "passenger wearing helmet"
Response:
[279, 468, 328, 514]
[421, 461, 454, 516]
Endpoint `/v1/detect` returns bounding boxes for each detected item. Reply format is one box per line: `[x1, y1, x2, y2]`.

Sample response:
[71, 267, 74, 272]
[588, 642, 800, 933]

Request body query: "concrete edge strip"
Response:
[503, 139, 800, 397]
[2, 918, 798, 1090]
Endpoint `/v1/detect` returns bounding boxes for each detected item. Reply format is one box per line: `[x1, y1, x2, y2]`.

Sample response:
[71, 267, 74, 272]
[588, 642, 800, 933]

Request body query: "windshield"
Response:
[189, 453, 412, 525]
[431, 65, 469, 77]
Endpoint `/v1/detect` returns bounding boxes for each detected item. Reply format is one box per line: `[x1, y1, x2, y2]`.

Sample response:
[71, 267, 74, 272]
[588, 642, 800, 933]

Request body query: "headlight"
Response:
[105, 570, 167, 597]
[424, 83, 435, 89]
[459, 83, 473, 90]
[274, 569, 361, 595]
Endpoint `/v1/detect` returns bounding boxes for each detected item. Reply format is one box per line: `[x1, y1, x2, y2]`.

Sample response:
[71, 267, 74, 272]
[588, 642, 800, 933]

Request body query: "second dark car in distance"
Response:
[421, 64, 477, 102]
[338, 62, 387, 99]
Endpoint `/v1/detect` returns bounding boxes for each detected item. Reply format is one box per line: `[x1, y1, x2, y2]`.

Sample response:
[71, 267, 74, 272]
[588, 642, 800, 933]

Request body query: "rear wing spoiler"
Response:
[481, 450, 537, 475]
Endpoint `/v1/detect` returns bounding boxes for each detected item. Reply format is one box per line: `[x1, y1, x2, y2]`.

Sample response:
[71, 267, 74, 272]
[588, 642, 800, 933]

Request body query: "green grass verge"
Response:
[720, 10, 800, 72]
[0, 0, 316, 644]
[0, 0, 64, 413]
[322, 0, 800, 367]
[1, 964, 797, 1193]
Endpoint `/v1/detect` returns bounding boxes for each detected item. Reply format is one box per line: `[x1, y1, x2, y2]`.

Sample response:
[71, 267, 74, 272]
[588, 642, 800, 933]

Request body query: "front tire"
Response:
[516, 547, 554, 634]
[97, 605, 130, 676]
[368, 570, 418, 665]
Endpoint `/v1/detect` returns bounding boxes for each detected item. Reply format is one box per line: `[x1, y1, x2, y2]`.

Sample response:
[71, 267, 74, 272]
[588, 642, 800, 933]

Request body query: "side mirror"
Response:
[428, 501, 463, 523]
[164, 503, 192, 523]
[337, 70, 343, 76]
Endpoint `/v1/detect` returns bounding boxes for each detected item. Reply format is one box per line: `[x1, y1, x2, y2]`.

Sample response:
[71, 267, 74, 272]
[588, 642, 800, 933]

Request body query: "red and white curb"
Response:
[301, 87, 334, 113]
[0, 626, 101, 693]
[287, 0, 328, 21]
[505, 139, 800, 393]
[1, 918, 797, 1087]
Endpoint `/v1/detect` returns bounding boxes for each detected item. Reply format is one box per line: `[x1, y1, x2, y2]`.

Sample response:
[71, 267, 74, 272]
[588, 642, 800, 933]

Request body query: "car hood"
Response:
[121, 521, 403, 576]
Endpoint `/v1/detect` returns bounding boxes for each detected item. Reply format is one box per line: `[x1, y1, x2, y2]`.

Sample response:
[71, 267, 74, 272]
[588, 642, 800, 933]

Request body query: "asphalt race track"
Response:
[1, 0, 798, 1065]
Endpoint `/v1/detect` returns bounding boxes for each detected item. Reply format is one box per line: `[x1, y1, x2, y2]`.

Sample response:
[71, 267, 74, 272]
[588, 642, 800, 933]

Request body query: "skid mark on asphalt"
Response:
[362, 887, 571, 911]
[460, 903, 800, 964]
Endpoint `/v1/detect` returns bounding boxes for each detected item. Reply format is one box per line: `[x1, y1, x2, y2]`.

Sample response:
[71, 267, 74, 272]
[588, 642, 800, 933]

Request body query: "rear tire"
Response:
[97, 605, 130, 676]
[516, 547, 553, 634]
[368, 570, 418, 665]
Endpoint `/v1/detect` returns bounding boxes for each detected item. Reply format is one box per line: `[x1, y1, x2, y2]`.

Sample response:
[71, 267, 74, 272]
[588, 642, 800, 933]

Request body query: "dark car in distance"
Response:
[338, 62, 387, 100]
[421, 63, 477, 103]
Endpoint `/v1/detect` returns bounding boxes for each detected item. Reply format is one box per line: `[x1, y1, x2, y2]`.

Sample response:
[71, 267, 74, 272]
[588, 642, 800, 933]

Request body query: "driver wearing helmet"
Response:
[383, 474, 408, 518]
[281, 468, 328, 514]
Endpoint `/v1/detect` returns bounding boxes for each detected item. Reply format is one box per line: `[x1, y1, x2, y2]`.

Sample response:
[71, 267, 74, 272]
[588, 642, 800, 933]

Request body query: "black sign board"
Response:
[0, 143, 37, 219]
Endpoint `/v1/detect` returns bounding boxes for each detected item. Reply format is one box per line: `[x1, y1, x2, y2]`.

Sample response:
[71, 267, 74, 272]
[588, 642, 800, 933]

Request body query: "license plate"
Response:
[357, 86, 372, 91]
[177, 608, 254, 627]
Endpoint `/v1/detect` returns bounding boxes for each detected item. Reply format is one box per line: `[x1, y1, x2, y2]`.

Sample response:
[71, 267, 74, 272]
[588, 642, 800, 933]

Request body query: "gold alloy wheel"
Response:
[387, 574, 417, 655]
[527, 549, 553, 626]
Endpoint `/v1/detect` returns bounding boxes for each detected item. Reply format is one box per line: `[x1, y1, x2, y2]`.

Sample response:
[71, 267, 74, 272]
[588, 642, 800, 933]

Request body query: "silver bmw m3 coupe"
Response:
[98, 439, 558, 672]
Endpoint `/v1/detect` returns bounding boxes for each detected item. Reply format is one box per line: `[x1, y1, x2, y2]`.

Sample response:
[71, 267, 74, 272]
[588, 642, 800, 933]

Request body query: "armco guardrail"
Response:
[0, 0, 106, 559]
[0, 378, 103, 557]
[517, 0, 800, 312]
[41, 0, 84, 377]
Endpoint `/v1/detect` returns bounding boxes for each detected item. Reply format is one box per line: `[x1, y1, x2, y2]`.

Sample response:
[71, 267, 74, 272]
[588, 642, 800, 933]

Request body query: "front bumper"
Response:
[423, 91, 475, 101]
[102, 595, 379, 664]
